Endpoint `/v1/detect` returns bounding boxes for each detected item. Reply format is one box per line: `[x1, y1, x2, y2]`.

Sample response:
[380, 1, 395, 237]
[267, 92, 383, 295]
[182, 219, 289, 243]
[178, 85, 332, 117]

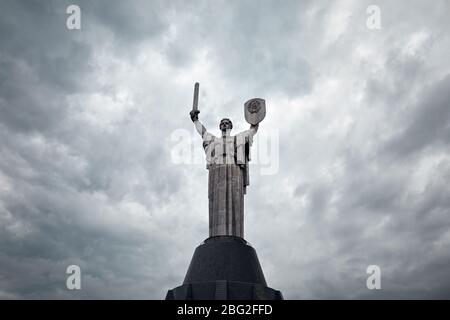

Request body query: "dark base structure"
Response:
[166, 236, 283, 300]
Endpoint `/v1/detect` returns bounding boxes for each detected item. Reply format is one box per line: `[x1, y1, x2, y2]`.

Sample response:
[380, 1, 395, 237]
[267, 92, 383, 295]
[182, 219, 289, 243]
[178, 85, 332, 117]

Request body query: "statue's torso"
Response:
[204, 135, 244, 166]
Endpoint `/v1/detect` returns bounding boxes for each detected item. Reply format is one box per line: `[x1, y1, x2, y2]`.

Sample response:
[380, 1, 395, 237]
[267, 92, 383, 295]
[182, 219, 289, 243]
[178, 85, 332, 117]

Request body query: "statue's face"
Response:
[219, 119, 233, 131]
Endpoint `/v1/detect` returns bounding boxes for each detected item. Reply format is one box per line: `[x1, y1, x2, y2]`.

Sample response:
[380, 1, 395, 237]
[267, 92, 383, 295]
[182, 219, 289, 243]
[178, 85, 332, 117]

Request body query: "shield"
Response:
[244, 98, 266, 125]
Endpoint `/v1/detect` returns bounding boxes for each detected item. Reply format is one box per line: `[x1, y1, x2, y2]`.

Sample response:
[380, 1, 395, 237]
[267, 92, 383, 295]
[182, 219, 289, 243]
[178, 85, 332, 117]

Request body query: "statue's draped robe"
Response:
[195, 121, 255, 238]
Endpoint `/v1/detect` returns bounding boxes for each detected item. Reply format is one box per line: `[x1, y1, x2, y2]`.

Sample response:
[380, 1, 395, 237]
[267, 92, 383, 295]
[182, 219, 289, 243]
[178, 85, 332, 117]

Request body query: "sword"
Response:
[192, 82, 199, 111]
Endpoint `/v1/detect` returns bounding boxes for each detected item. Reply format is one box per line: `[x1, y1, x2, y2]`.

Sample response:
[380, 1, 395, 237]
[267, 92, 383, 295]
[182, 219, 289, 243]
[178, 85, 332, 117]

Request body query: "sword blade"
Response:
[192, 82, 199, 111]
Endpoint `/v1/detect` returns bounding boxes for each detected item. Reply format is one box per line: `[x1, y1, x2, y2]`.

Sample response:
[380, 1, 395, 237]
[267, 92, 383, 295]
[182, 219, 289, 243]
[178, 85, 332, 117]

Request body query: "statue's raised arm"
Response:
[190, 109, 208, 137]
[238, 123, 259, 137]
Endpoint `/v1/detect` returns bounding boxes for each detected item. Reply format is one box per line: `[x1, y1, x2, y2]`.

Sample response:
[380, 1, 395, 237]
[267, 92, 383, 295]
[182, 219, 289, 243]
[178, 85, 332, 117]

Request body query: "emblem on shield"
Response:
[244, 98, 266, 125]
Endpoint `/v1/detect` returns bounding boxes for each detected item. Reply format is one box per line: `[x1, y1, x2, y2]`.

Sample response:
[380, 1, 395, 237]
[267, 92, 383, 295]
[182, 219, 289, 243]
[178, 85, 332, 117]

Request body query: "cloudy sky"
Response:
[1, 0, 450, 299]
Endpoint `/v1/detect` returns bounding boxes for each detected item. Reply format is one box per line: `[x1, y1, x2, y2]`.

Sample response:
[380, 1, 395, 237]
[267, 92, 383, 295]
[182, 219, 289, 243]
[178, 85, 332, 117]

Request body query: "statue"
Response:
[189, 83, 266, 238]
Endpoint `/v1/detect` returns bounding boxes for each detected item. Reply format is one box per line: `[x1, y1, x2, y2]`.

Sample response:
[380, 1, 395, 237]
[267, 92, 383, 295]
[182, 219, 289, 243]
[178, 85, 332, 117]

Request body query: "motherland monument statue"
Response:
[166, 83, 283, 300]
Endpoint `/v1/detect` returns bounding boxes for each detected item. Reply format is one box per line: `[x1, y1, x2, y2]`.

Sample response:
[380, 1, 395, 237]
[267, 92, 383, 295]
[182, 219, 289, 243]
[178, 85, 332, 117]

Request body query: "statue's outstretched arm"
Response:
[194, 119, 208, 138]
[190, 110, 208, 138]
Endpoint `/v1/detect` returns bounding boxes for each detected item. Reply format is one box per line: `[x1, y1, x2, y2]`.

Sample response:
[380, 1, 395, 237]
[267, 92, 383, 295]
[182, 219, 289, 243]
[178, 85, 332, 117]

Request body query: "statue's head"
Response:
[219, 118, 233, 132]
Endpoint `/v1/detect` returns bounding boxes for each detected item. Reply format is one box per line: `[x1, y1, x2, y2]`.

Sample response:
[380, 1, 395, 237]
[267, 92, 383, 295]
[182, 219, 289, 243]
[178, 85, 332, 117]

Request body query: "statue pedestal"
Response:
[166, 236, 283, 300]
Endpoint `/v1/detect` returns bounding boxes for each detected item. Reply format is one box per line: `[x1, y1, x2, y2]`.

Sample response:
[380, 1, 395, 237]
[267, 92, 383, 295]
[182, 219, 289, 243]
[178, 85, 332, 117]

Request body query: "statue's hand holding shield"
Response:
[244, 98, 266, 125]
